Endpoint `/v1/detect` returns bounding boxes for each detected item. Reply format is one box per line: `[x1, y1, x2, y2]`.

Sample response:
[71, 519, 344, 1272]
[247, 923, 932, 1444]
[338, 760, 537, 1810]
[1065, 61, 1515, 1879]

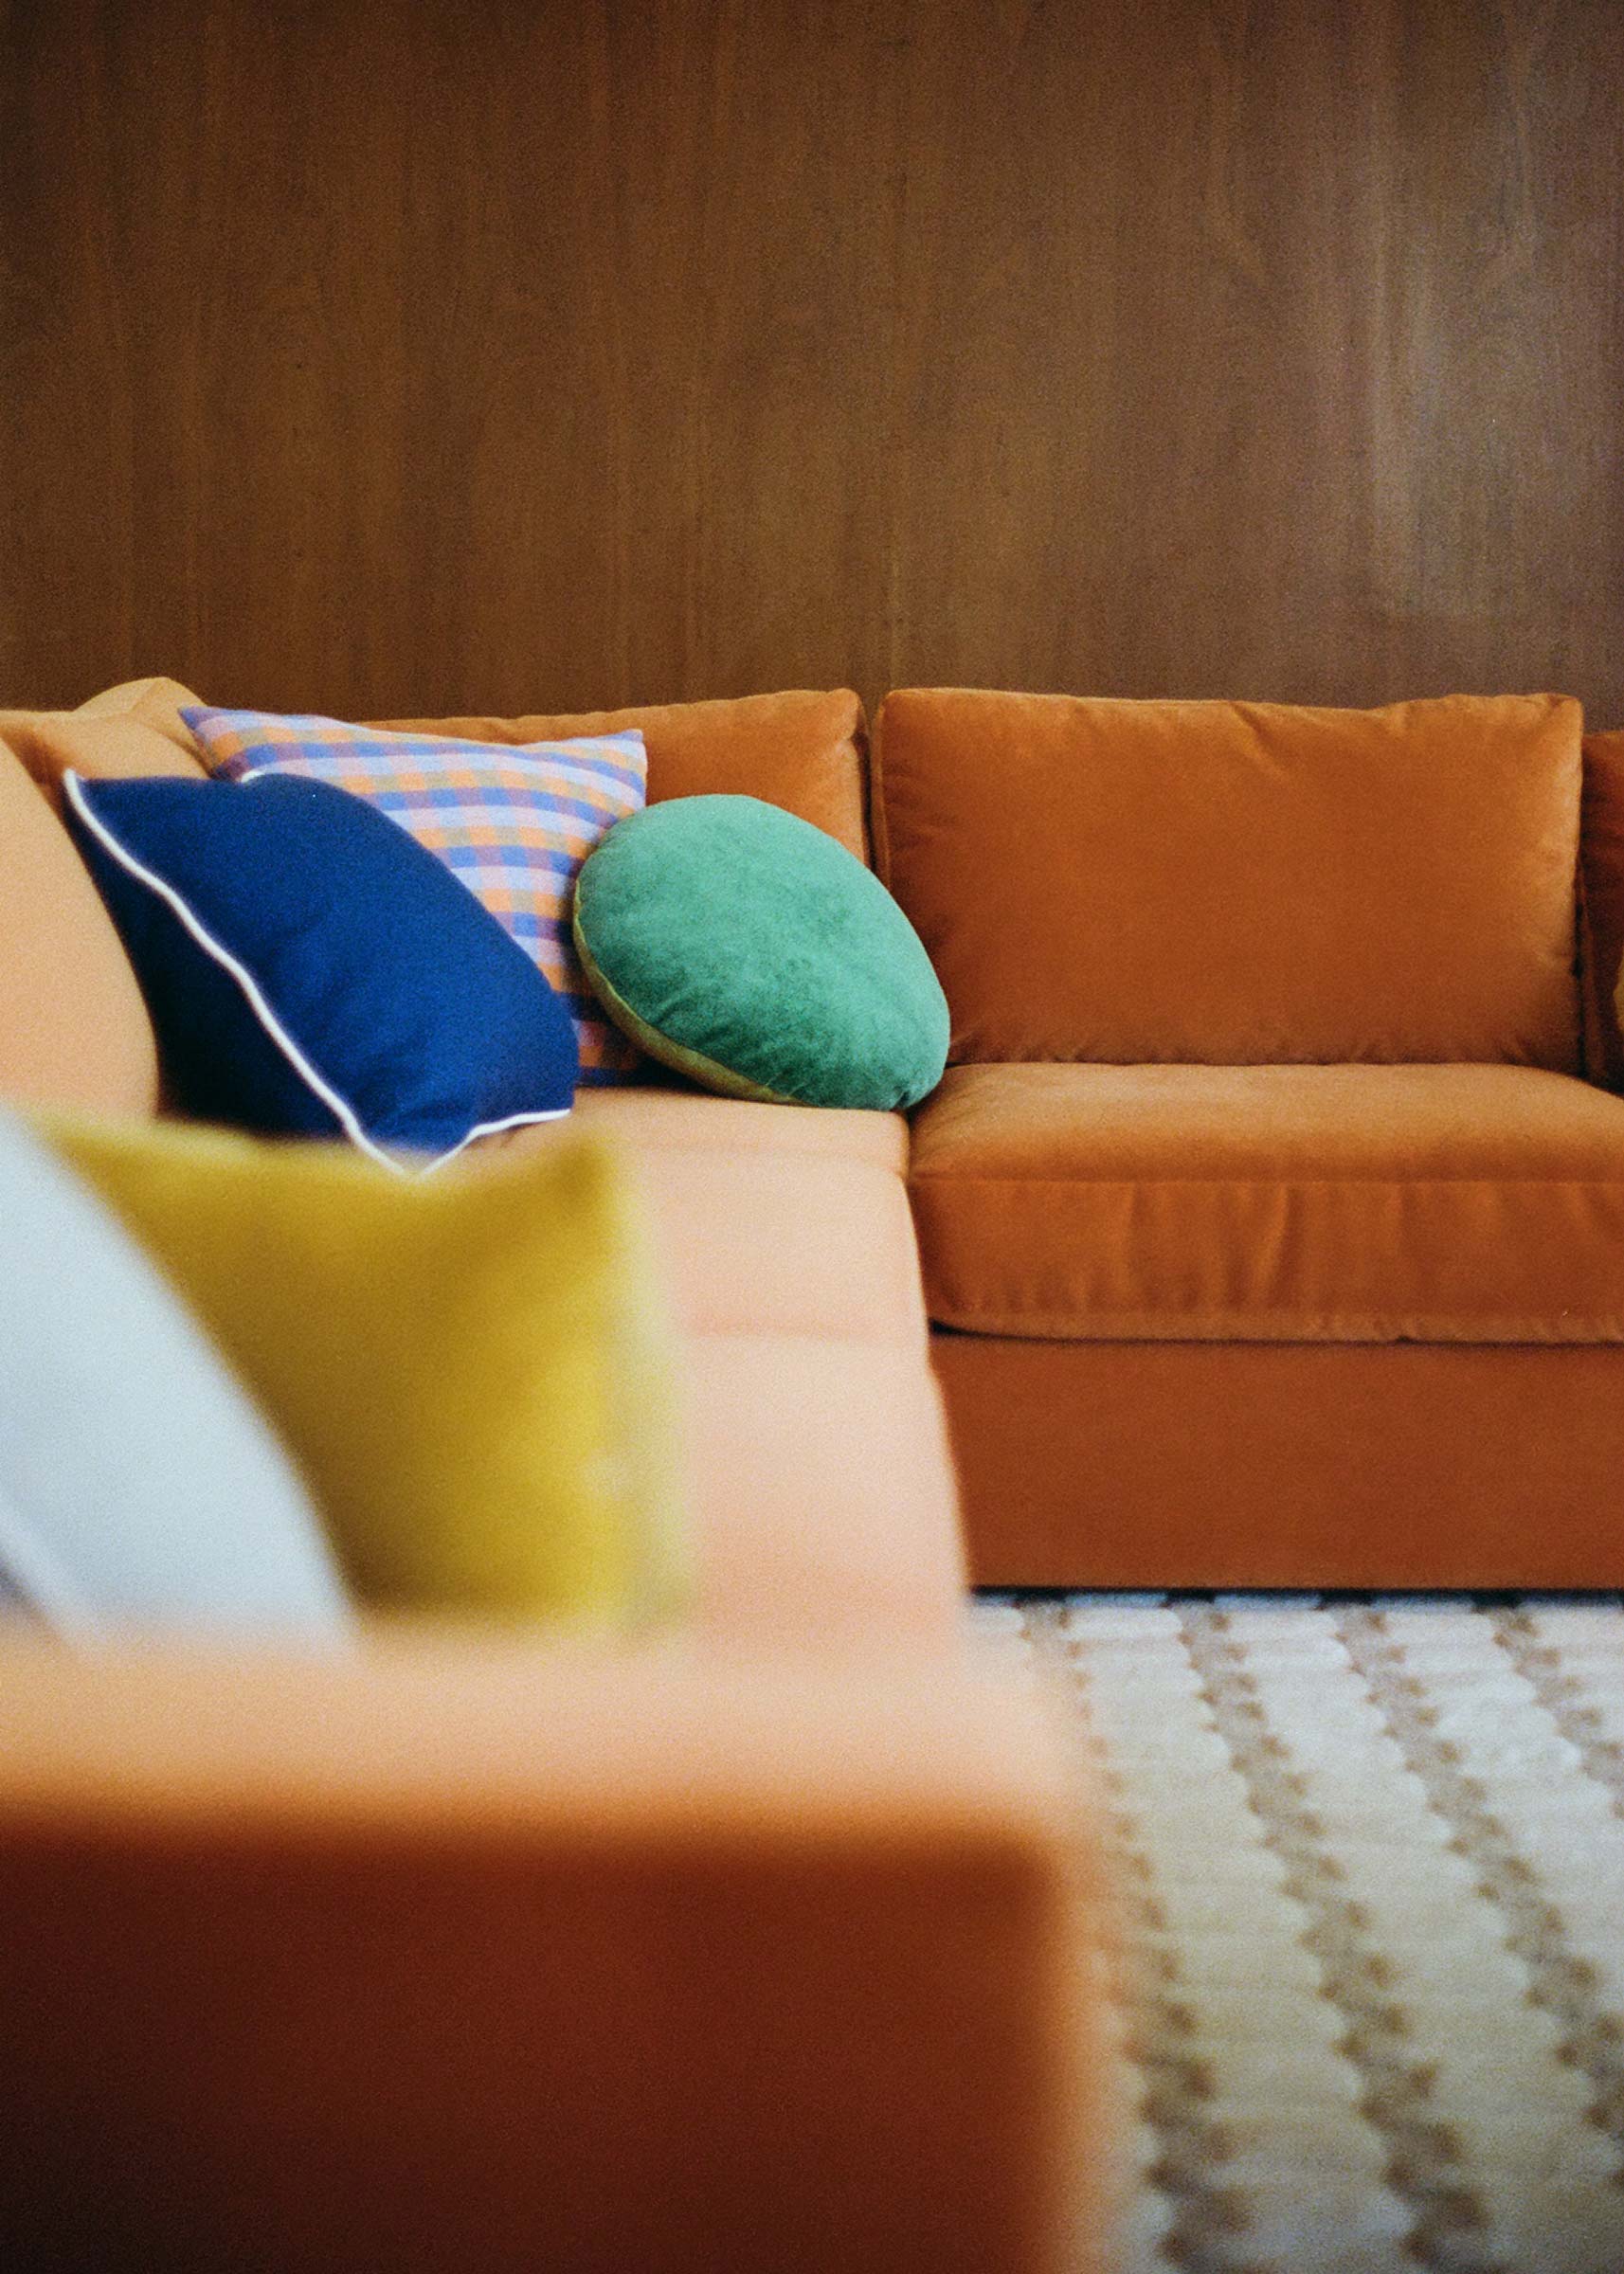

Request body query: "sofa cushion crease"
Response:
[1579, 727, 1624, 1088]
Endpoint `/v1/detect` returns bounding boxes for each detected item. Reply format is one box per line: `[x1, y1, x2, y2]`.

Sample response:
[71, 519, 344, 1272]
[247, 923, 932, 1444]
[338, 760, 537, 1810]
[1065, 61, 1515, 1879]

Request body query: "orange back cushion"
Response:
[0, 677, 208, 814]
[65, 675, 206, 751]
[376, 690, 871, 862]
[0, 680, 205, 1116]
[0, 740, 160, 1115]
[874, 689, 1582, 1070]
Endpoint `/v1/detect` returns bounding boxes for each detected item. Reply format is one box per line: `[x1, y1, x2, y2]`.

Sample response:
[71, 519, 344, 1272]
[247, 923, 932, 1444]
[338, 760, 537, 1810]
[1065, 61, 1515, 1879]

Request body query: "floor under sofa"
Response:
[968, 1587, 1624, 2274]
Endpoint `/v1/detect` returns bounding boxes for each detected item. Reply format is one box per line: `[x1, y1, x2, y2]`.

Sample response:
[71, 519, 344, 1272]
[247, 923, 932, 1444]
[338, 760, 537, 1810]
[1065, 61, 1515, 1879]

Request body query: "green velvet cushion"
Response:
[572, 796, 950, 1110]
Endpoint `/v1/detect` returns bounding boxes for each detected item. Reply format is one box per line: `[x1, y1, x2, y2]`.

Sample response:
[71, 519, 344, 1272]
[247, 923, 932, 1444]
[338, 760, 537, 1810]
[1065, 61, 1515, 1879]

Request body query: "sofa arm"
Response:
[0, 1635, 1111, 2274]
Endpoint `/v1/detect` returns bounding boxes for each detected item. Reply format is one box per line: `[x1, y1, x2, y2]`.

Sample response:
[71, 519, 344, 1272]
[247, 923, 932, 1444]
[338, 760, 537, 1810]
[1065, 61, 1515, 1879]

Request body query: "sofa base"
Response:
[935, 1331, 1624, 1590]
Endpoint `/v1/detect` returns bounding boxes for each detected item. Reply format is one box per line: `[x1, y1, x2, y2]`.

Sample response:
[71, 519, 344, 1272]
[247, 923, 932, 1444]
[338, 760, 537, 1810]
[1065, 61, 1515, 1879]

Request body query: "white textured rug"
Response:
[970, 1594, 1624, 2274]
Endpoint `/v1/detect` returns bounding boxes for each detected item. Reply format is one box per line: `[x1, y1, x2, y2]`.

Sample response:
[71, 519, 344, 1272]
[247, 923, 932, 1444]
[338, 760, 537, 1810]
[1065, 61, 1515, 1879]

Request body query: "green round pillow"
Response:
[572, 796, 949, 1110]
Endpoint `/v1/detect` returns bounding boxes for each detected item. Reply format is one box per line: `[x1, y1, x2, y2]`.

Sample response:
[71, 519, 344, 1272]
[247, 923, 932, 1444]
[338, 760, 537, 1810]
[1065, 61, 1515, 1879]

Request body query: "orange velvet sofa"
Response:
[874, 684, 1624, 1593]
[8, 660, 1617, 2262]
[0, 678, 1111, 2274]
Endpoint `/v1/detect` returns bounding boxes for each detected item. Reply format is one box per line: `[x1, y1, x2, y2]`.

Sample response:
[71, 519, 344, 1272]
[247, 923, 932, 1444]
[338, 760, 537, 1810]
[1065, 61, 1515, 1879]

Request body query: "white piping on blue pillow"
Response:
[63, 772, 569, 1177]
[414, 1107, 570, 1178]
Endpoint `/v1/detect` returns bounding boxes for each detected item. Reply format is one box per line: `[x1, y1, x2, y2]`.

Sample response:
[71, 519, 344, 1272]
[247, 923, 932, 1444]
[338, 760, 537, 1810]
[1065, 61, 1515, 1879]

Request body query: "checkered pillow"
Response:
[182, 708, 647, 1082]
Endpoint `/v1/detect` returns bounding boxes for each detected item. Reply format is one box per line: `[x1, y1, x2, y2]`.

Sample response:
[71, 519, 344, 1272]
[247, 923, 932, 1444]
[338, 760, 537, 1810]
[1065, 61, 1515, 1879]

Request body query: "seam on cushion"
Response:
[934, 1044, 1586, 1074]
[919, 1304, 1624, 1343]
[923, 1326, 1624, 1354]
[1575, 850, 1604, 1083]
[849, 704, 875, 867]
[868, 698, 894, 888]
[908, 1172, 1624, 1190]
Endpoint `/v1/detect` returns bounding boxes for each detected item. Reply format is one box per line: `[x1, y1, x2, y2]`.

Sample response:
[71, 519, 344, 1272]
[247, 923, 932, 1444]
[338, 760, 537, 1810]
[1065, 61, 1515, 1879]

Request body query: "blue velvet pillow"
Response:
[63, 770, 578, 1168]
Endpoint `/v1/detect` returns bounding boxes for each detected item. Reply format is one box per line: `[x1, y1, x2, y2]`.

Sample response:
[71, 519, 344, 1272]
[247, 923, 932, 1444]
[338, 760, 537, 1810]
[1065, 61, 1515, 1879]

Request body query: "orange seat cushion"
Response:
[909, 1060, 1624, 1343]
[473, 1101, 964, 1648]
[874, 689, 1582, 1071]
[603, 1142, 928, 1350]
[571, 1086, 909, 1175]
[0, 744, 160, 1115]
[377, 689, 871, 863]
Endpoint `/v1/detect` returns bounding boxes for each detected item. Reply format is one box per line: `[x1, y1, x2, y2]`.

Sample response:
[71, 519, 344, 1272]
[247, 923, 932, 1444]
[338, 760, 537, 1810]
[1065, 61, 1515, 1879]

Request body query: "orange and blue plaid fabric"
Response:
[183, 708, 647, 1081]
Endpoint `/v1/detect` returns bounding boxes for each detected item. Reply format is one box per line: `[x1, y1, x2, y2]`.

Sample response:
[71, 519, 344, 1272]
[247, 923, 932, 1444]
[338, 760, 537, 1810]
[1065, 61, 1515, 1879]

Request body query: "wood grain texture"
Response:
[3, 0, 1622, 719]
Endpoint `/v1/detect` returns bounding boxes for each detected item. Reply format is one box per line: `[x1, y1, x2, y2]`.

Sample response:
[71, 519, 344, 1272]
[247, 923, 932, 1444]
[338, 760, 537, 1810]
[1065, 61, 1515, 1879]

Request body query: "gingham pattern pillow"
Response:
[183, 708, 647, 1082]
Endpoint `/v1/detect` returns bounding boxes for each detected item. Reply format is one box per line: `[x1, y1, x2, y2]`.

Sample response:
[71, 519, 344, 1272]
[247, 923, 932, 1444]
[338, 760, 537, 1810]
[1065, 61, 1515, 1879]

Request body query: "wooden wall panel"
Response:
[3, 0, 1622, 721]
